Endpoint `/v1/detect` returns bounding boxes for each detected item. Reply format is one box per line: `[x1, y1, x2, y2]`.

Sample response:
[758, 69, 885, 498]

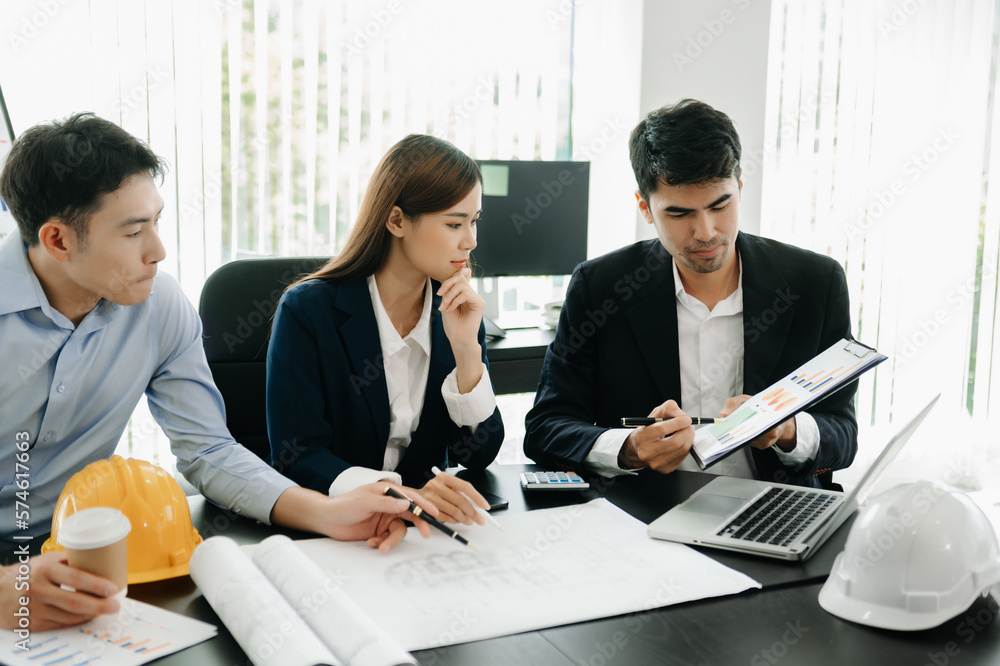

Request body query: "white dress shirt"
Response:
[328, 276, 497, 495]
[585, 256, 819, 477]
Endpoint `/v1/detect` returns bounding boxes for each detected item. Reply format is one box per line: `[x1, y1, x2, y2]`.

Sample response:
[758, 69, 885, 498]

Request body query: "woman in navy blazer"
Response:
[267, 135, 504, 524]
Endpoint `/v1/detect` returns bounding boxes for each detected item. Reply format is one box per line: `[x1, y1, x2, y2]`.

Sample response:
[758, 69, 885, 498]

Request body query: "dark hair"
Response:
[292, 133, 480, 286]
[0, 112, 166, 247]
[629, 99, 741, 200]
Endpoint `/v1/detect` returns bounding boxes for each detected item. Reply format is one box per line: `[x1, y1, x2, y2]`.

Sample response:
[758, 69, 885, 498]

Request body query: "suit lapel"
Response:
[623, 242, 682, 402]
[335, 279, 391, 455]
[739, 233, 794, 393]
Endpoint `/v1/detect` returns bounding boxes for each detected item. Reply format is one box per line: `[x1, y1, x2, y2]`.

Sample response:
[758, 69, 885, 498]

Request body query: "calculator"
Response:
[519, 471, 590, 490]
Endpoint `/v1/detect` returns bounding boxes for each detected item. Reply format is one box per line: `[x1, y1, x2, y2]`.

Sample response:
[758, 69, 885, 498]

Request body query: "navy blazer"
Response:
[524, 232, 857, 488]
[266, 277, 504, 492]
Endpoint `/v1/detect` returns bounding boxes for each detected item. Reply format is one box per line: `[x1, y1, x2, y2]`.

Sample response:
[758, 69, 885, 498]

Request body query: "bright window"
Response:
[2, 0, 642, 468]
[762, 0, 999, 484]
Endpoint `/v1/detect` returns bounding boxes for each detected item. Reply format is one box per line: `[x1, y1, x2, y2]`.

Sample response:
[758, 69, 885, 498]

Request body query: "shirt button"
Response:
[57, 383, 65, 393]
[44, 431, 52, 440]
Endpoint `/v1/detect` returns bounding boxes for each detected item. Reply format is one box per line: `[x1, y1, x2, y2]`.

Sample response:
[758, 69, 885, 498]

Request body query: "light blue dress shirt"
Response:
[0, 233, 295, 542]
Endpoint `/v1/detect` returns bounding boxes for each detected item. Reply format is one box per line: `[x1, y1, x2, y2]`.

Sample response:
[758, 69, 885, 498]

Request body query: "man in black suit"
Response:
[523, 99, 856, 488]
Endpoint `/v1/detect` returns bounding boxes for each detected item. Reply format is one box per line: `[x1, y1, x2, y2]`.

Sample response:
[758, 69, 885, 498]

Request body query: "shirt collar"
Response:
[409, 279, 433, 356]
[0, 232, 123, 329]
[367, 275, 433, 357]
[0, 232, 44, 317]
[671, 252, 744, 315]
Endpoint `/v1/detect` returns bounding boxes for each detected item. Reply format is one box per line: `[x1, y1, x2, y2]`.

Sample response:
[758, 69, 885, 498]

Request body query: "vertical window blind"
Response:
[91, 0, 574, 465]
[762, 0, 999, 433]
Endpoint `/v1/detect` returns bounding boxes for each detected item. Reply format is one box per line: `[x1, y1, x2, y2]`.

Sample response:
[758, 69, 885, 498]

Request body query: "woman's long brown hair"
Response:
[289, 134, 481, 288]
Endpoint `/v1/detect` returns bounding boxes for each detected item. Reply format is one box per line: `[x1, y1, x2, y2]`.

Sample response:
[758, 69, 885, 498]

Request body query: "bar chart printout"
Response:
[692, 339, 886, 468]
[1, 597, 216, 666]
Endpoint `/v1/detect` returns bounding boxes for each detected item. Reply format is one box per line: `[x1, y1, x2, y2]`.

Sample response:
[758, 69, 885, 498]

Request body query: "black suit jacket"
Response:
[524, 232, 857, 487]
[266, 277, 504, 492]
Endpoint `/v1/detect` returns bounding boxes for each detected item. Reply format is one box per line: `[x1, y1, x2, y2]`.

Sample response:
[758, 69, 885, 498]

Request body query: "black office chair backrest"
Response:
[199, 256, 329, 462]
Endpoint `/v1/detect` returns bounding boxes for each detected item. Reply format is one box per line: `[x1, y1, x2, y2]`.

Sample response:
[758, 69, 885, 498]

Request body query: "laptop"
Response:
[647, 395, 939, 561]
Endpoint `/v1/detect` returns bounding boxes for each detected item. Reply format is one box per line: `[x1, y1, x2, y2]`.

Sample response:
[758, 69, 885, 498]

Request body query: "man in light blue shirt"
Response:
[0, 113, 437, 631]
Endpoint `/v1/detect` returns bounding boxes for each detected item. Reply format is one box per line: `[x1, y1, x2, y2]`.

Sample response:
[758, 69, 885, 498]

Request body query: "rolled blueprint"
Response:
[252, 534, 416, 666]
[189, 536, 340, 666]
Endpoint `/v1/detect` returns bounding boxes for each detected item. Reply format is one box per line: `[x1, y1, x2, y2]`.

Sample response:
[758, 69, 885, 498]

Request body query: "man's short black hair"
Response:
[629, 99, 742, 200]
[0, 112, 166, 247]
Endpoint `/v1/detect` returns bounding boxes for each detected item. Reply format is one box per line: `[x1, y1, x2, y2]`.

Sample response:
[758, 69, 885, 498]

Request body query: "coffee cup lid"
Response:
[57, 507, 131, 550]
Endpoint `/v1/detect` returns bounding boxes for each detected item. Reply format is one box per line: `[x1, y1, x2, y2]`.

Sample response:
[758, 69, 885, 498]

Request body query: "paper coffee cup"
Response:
[58, 507, 131, 598]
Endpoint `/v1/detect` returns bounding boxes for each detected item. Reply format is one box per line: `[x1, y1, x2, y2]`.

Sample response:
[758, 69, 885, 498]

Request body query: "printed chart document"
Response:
[254, 498, 761, 652]
[189, 534, 416, 666]
[692, 338, 886, 469]
[1, 597, 216, 666]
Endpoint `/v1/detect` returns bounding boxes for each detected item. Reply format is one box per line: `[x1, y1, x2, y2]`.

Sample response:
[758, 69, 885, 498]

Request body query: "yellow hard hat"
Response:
[42, 456, 202, 584]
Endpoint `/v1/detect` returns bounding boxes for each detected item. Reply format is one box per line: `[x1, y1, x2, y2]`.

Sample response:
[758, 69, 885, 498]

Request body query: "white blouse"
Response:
[328, 276, 497, 496]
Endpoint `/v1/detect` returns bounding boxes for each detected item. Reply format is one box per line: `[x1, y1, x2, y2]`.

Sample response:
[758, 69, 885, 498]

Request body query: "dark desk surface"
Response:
[127, 464, 1000, 665]
[484, 328, 554, 394]
[484, 327, 555, 358]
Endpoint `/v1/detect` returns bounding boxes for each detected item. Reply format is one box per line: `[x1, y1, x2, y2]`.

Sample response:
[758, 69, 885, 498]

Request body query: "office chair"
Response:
[199, 256, 329, 462]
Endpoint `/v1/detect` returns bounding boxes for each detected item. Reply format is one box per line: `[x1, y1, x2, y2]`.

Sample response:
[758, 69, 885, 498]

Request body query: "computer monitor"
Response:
[473, 160, 589, 278]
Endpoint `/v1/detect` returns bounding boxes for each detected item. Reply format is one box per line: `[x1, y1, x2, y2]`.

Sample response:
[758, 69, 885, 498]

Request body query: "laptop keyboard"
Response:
[716, 488, 836, 547]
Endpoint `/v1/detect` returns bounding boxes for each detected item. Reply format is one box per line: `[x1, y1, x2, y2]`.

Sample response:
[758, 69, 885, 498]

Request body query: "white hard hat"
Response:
[819, 479, 1000, 630]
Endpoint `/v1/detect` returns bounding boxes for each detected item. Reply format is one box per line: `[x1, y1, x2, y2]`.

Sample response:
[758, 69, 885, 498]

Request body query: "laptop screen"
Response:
[808, 394, 940, 546]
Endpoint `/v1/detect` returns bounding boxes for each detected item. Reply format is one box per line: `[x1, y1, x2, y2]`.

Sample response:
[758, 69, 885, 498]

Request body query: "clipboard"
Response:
[690, 338, 886, 469]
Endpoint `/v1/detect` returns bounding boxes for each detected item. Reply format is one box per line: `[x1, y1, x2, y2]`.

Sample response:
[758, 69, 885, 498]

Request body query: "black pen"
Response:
[383, 486, 476, 550]
[620, 417, 725, 427]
